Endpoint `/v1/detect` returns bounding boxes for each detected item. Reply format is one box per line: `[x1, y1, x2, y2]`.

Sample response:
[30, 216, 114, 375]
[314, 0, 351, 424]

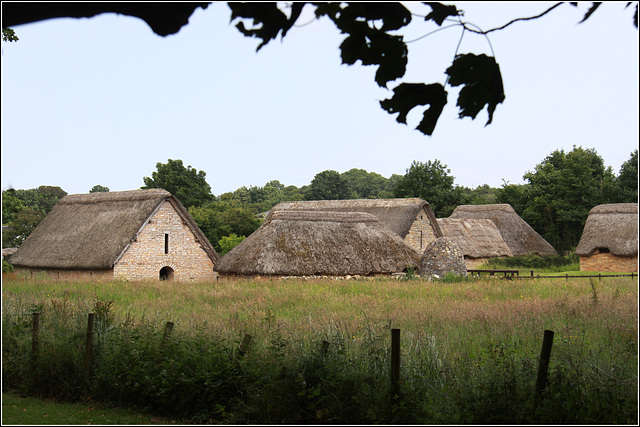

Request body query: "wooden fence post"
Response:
[84, 313, 95, 383]
[160, 321, 174, 348]
[235, 334, 252, 361]
[30, 312, 40, 370]
[390, 329, 401, 395]
[320, 340, 330, 357]
[533, 329, 555, 416]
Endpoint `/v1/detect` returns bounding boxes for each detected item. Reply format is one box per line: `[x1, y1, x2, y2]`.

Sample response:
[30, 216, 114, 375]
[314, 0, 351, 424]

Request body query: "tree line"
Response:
[2, 148, 637, 255]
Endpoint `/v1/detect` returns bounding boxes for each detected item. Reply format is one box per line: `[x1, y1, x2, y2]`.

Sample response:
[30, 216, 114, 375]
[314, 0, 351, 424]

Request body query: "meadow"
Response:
[2, 272, 638, 424]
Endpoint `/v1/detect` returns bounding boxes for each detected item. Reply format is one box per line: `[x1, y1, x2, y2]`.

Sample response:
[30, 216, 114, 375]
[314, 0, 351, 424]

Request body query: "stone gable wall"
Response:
[404, 210, 439, 254]
[114, 201, 216, 281]
[579, 253, 638, 272]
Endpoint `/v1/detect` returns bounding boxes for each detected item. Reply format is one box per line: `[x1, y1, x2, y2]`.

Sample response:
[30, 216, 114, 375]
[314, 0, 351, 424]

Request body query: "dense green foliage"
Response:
[393, 159, 463, 217]
[89, 185, 110, 193]
[142, 159, 215, 208]
[2, 186, 66, 248]
[483, 253, 580, 271]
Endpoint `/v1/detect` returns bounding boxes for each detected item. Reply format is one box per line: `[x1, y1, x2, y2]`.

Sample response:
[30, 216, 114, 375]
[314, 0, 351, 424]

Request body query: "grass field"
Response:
[2, 272, 638, 424]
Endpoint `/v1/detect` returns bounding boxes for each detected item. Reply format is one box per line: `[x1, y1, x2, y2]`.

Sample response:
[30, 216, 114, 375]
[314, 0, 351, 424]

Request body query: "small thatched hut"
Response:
[449, 204, 557, 256]
[437, 218, 513, 268]
[575, 203, 638, 272]
[8, 189, 219, 281]
[215, 210, 421, 277]
[270, 198, 442, 253]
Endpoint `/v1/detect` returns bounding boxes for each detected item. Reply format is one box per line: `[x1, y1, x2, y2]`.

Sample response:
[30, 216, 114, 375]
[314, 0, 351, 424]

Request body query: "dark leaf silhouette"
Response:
[424, 2, 461, 26]
[445, 54, 505, 125]
[380, 83, 448, 136]
[579, 2, 602, 23]
[229, 2, 304, 51]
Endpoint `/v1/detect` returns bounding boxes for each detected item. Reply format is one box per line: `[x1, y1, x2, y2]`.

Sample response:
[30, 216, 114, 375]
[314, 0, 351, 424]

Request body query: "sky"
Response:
[2, 2, 638, 198]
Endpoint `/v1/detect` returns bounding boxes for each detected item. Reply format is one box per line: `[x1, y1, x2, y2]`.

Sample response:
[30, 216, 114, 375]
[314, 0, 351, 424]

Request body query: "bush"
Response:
[3, 259, 14, 273]
[484, 253, 579, 270]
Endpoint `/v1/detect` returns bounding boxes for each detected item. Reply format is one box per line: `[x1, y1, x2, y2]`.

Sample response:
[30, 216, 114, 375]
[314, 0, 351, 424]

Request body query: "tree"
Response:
[2, 189, 25, 224]
[218, 233, 246, 256]
[3, 3, 635, 136]
[8, 186, 67, 216]
[142, 159, 214, 208]
[521, 146, 616, 252]
[495, 180, 531, 215]
[2, 208, 44, 248]
[393, 160, 462, 217]
[341, 168, 393, 199]
[305, 170, 352, 201]
[2, 27, 18, 42]
[89, 185, 110, 193]
[615, 149, 638, 203]
[188, 200, 261, 252]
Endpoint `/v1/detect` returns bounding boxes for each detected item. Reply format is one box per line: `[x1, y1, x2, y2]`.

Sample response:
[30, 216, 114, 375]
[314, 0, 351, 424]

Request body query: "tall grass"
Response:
[2, 273, 637, 424]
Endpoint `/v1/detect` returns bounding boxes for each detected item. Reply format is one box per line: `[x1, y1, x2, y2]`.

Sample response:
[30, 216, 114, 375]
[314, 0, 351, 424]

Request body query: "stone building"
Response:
[575, 203, 638, 272]
[8, 189, 219, 281]
[269, 198, 442, 253]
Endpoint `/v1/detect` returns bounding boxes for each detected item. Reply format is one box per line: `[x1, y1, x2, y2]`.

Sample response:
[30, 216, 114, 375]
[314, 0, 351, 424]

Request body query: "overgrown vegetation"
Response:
[482, 252, 580, 272]
[2, 274, 637, 424]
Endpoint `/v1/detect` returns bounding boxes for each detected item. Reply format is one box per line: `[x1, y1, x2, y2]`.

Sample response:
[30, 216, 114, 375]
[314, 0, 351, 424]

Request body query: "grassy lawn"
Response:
[2, 391, 179, 425]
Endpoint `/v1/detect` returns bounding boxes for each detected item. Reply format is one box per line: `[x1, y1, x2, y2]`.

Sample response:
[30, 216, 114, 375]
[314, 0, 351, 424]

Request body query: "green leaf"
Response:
[380, 83, 448, 136]
[445, 53, 505, 125]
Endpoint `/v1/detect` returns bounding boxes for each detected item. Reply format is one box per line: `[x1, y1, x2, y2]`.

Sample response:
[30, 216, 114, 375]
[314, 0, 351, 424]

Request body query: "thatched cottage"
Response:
[437, 218, 513, 269]
[270, 198, 442, 253]
[575, 203, 638, 272]
[8, 189, 219, 281]
[449, 204, 557, 256]
[215, 210, 421, 277]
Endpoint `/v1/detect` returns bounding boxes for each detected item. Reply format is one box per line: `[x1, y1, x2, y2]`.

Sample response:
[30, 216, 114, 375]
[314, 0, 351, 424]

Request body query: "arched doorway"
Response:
[159, 266, 174, 281]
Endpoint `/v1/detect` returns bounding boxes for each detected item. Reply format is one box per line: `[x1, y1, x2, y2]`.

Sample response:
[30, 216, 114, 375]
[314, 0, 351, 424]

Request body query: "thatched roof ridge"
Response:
[215, 210, 421, 276]
[450, 204, 557, 256]
[575, 203, 638, 256]
[437, 218, 513, 259]
[8, 189, 219, 270]
[270, 198, 443, 238]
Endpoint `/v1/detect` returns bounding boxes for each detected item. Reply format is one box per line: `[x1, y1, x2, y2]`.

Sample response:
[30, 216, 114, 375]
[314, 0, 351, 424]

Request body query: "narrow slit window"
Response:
[598, 247, 610, 254]
[165, 234, 169, 254]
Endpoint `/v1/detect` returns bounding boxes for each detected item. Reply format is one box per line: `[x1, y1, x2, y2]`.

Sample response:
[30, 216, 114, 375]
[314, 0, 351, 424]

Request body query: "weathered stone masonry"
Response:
[404, 212, 439, 254]
[114, 201, 216, 281]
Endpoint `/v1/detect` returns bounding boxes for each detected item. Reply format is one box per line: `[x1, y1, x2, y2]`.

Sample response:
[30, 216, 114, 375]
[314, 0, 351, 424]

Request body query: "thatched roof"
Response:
[215, 210, 421, 276]
[269, 198, 443, 239]
[8, 189, 219, 270]
[449, 204, 557, 256]
[437, 218, 513, 259]
[575, 203, 638, 256]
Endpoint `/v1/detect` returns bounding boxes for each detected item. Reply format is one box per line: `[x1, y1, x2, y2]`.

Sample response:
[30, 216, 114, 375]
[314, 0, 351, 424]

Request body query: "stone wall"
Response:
[404, 210, 439, 253]
[114, 201, 216, 281]
[579, 253, 638, 272]
[419, 237, 467, 278]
